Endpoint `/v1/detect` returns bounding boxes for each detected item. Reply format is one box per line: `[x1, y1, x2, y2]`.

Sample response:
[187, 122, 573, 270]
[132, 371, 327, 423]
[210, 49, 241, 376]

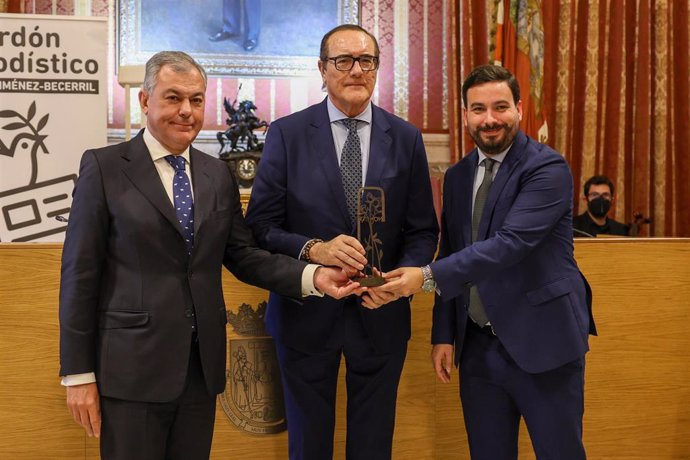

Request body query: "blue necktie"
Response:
[340, 118, 362, 226]
[165, 155, 194, 254]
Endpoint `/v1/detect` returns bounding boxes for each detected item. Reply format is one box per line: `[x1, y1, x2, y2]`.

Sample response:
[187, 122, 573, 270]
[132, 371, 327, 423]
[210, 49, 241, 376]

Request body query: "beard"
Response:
[469, 122, 518, 155]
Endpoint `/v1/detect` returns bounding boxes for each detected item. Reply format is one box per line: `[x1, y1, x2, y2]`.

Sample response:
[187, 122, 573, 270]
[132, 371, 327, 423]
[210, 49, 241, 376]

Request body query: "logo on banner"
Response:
[0, 101, 76, 242]
[219, 302, 287, 434]
[1, 15, 107, 242]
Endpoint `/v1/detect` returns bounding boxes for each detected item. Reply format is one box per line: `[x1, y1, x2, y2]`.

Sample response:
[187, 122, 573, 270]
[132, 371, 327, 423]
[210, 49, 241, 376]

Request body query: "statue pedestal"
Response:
[219, 149, 262, 189]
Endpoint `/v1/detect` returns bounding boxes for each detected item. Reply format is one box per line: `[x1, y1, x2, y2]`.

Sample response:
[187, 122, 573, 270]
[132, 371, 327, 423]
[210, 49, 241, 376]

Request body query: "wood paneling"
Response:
[574, 239, 690, 459]
[1, 239, 689, 459]
[0, 244, 96, 459]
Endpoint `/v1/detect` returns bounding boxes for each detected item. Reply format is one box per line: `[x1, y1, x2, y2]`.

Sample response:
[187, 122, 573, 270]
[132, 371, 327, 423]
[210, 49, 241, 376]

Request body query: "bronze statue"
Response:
[216, 95, 268, 188]
[217, 98, 268, 153]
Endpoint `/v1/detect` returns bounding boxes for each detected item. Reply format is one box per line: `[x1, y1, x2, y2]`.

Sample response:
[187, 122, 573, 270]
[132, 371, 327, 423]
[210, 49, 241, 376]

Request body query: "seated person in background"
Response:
[573, 175, 630, 237]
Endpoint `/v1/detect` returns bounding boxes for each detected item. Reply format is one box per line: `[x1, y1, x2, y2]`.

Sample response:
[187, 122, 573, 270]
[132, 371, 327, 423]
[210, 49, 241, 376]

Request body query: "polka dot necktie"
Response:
[340, 118, 362, 226]
[165, 155, 194, 254]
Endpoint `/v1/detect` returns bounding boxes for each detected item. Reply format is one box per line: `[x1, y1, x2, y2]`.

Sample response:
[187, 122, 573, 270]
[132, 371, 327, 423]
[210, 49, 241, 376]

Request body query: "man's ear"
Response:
[318, 60, 327, 91]
[138, 90, 149, 115]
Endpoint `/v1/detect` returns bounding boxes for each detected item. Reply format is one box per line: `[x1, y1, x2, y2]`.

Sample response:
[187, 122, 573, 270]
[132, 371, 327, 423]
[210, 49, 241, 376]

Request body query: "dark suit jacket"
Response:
[245, 99, 439, 353]
[59, 131, 306, 402]
[431, 131, 595, 374]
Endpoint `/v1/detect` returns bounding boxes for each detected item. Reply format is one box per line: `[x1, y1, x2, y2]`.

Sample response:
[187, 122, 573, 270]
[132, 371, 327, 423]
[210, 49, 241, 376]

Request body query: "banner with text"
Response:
[0, 14, 107, 242]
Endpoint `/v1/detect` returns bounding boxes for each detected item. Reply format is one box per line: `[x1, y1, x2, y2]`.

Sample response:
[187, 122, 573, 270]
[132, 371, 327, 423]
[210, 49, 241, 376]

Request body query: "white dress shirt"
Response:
[472, 146, 511, 213]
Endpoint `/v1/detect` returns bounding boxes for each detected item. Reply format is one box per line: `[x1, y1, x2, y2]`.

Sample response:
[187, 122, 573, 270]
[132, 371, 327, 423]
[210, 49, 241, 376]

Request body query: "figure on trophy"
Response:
[355, 186, 386, 287]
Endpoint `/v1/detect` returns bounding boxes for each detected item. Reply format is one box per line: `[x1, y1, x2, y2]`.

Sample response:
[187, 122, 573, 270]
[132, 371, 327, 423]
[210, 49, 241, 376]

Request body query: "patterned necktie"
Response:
[165, 155, 194, 254]
[469, 158, 496, 326]
[340, 118, 362, 226]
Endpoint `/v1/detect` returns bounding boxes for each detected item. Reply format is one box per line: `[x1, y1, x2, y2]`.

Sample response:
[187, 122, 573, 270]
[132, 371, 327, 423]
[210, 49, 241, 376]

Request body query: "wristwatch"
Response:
[421, 265, 436, 293]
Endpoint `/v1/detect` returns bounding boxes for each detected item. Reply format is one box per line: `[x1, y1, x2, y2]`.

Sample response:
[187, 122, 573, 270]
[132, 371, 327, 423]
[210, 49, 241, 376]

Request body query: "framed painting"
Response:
[118, 0, 360, 77]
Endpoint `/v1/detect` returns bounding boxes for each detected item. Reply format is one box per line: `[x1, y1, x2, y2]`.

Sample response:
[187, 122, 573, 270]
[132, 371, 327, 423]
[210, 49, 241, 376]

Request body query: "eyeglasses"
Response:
[587, 193, 612, 200]
[323, 55, 380, 72]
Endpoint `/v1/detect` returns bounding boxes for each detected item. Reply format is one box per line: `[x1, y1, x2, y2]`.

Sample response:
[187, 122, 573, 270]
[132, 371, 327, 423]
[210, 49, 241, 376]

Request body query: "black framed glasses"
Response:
[324, 55, 380, 72]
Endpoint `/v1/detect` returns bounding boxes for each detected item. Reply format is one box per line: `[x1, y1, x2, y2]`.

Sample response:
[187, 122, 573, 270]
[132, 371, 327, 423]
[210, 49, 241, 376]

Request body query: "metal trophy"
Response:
[354, 186, 386, 287]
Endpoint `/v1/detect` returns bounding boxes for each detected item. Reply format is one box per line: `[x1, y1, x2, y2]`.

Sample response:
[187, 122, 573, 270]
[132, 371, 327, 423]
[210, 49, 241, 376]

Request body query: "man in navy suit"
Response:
[59, 51, 357, 460]
[385, 65, 596, 459]
[245, 25, 439, 460]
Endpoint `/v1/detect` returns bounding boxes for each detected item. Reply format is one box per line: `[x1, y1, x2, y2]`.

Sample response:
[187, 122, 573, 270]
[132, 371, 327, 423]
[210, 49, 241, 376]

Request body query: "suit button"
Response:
[184, 309, 193, 318]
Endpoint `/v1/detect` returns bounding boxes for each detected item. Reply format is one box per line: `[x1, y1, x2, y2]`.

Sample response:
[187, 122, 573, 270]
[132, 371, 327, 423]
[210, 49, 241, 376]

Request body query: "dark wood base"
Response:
[354, 275, 386, 287]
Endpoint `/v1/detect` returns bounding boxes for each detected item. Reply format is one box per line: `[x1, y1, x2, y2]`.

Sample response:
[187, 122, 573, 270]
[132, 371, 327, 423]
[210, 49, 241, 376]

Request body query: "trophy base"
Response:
[354, 276, 386, 287]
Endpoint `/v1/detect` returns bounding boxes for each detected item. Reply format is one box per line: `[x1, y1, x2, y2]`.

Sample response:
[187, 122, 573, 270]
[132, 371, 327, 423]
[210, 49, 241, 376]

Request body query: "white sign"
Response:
[0, 14, 107, 242]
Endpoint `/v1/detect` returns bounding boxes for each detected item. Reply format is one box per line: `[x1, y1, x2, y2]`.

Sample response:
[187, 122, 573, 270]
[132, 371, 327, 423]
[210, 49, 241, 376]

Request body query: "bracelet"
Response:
[302, 239, 323, 263]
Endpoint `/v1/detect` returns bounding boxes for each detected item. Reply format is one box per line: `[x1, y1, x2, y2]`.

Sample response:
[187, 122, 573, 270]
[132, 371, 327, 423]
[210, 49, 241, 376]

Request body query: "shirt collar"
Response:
[326, 97, 372, 125]
[477, 143, 511, 166]
[143, 128, 191, 164]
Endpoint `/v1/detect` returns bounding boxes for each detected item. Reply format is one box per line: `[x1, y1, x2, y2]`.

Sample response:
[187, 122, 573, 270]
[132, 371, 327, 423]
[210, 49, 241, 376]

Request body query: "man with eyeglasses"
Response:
[245, 24, 438, 460]
[573, 175, 630, 237]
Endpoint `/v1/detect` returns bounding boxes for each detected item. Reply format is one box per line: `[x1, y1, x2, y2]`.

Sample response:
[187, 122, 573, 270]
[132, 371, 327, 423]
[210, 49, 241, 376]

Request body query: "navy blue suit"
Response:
[245, 99, 438, 459]
[431, 131, 595, 459]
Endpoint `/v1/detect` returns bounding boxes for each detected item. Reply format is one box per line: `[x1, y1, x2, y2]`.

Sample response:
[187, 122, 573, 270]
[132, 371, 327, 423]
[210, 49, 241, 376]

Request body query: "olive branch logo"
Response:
[0, 101, 50, 186]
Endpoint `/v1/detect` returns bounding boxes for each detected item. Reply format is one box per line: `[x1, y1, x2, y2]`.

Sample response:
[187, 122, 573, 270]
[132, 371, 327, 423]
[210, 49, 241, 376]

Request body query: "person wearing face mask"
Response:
[573, 175, 630, 237]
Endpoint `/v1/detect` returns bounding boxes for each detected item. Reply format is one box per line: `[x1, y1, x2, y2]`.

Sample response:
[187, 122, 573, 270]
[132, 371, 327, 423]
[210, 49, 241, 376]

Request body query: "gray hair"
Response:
[142, 51, 207, 95]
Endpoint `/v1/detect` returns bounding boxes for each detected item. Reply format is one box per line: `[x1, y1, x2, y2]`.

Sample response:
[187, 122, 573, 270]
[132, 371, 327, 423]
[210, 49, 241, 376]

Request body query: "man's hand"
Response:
[360, 269, 401, 309]
[360, 285, 401, 309]
[66, 382, 101, 437]
[314, 266, 365, 299]
[431, 344, 454, 383]
[310, 235, 367, 276]
[381, 267, 425, 297]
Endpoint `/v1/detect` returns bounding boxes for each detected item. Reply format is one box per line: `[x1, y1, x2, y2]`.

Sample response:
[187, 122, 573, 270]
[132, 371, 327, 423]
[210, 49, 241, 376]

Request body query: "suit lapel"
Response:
[459, 151, 478, 245]
[364, 105, 392, 187]
[308, 100, 351, 227]
[478, 131, 528, 238]
[190, 147, 214, 238]
[121, 132, 184, 238]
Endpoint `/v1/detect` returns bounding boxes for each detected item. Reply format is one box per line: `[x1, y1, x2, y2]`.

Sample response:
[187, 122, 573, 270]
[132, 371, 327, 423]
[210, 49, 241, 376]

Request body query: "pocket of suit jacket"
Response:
[99, 310, 150, 329]
[525, 277, 571, 306]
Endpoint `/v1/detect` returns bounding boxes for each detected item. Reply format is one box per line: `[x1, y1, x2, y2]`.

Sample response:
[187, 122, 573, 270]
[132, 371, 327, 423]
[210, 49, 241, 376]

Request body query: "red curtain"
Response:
[450, 0, 690, 236]
[2, 0, 23, 12]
